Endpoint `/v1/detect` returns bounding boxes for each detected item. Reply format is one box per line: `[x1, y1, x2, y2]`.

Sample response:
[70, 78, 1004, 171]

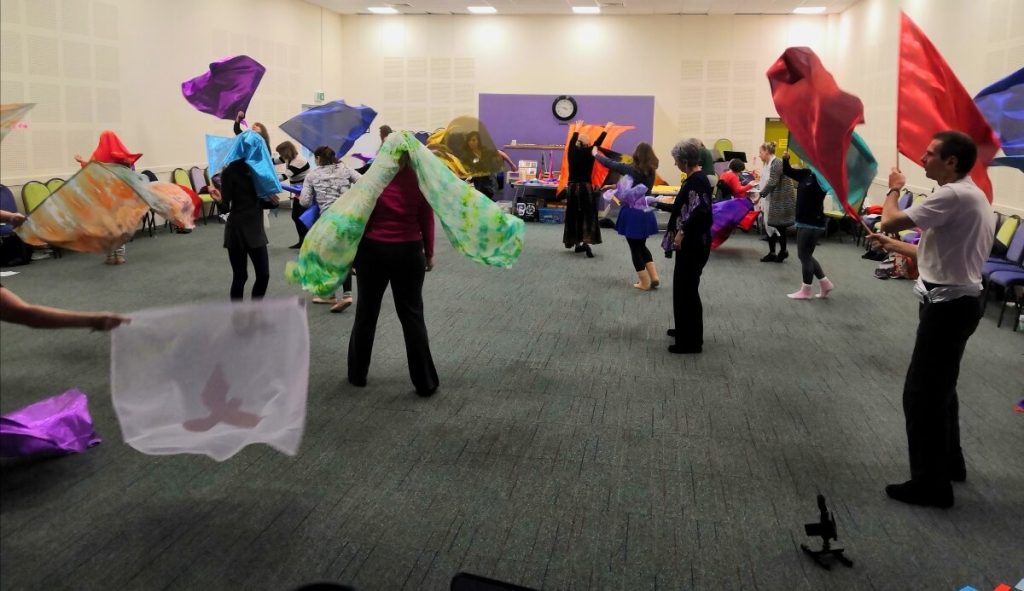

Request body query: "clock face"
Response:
[553, 95, 577, 121]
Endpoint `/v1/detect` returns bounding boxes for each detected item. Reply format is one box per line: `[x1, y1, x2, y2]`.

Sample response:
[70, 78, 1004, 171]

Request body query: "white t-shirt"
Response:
[904, 176, 995, 287]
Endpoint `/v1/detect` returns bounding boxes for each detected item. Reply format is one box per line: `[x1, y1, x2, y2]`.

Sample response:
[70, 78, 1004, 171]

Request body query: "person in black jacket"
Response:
[782, 153, 835, 300]
[210, 160, 279, 300]
[666, 139, 713, 354]
[561, 121, 608, 257]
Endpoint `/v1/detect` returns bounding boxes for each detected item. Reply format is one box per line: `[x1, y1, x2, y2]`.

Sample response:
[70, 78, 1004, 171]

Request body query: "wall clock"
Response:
[552, 95, 577, 121]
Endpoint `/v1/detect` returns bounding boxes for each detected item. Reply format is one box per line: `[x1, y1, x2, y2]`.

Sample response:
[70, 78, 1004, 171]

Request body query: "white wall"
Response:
[0, 0, 343, 196]
[334, 14, 833, 185]
[3, 1, 1020, 215]
[831, 0, 1024, 215]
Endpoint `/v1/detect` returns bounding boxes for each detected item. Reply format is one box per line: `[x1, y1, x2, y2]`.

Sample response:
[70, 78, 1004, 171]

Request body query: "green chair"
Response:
[20, 180, 51, 214]
[20, 181, 62, 258]
[45, 177, 64, 193]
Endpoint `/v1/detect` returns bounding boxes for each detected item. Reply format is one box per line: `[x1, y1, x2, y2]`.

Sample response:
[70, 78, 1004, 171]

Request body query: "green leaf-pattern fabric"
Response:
[286, 130, 525, 297]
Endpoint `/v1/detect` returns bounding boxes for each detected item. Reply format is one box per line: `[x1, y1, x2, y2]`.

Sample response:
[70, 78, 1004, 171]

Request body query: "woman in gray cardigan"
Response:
[754, 141, 795, 262]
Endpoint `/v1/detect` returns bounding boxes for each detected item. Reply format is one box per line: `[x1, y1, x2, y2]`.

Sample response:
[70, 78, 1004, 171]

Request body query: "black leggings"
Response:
[626, 238, 653, 272]
[228, 245, 269, 300]
[291, 199, 308, 245]
[796, 227, 825, 284]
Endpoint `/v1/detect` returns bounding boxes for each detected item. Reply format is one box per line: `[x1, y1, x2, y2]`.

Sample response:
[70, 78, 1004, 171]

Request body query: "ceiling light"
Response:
[467, 6, 497, 13]
[793, 6, 827, 14]
[367, 6, 399, 14]
[572, 6, 600, 14]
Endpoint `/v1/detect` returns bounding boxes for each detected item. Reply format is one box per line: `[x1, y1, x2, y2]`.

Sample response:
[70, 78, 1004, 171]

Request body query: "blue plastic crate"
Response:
[538, 207, 565, 224]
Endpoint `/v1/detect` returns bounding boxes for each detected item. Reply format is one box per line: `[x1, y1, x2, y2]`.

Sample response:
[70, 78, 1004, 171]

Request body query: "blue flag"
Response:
[279, 100, 376, 158]
[975, 67, 1024, 172]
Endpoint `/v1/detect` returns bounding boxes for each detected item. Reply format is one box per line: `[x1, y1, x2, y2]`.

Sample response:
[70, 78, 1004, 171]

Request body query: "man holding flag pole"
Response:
[866, 11, 1000, 508]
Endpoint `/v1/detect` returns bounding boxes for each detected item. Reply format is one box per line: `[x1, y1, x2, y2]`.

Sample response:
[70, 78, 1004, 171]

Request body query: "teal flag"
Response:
[788, 132, 877, 215]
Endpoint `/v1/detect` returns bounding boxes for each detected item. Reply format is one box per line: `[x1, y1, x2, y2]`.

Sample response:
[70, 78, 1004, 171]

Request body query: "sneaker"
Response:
[884, 480, 953, 508]
[667, 344, 702, 354]
[775, 250, 789, 262]
[760, 253, 778, 262]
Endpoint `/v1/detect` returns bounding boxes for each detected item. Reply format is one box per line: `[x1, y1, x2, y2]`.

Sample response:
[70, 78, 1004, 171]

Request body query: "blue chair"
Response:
[987, 269, 1024, 329]
[983, 224, 1024, 281]
[0, 184, 17, 238]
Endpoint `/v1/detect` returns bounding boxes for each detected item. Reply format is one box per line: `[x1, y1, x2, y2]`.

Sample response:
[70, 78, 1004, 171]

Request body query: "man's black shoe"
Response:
[885, 480, 953, 508]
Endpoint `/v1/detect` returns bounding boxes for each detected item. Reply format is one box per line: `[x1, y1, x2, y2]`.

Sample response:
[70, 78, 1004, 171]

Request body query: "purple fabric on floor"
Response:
[182, 56, 266, 120]
[0, 389, 101, 458]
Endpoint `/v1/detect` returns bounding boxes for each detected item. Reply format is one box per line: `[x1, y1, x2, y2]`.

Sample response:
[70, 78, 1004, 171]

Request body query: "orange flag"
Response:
[556, 123, 634, 195]
[897, 12, 1000, 200]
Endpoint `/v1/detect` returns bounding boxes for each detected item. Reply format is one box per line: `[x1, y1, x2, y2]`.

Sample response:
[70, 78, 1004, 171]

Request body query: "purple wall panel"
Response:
[478, 93, 654, 172]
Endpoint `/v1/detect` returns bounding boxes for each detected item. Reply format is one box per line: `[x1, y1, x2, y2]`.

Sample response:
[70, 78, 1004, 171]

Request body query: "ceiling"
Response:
[304, 0, 860, 16]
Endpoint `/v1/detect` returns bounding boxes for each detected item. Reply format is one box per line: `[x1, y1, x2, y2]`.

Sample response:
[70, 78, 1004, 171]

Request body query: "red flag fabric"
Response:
[90, 130, 142, 167]
[897, 12, 1000, 200]
[766, 47, 864, 219]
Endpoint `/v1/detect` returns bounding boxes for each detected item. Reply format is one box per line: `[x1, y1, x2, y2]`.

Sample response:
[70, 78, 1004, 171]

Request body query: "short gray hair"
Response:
[671, 138, 702, 167]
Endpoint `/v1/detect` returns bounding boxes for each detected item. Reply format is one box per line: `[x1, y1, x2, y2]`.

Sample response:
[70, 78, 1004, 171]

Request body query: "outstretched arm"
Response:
[0, 287, 129, 330]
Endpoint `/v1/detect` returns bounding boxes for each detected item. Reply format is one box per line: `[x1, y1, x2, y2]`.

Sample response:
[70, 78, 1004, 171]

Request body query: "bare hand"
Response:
[673, 232, 683, 249]
[268, 195, 280, 206]
[209, 187, 222, 202]
[425, 257, 434, 272]
[888, 166, 906, 191]
[591, 146, 599, 157]
[605, 121, 614, 128]
[91, 313, 130, 332]
[74, 154, 86, 165]
[236, 111, 245, 121]
[866, 232, 895, 251]
[8, 212, 27, 228]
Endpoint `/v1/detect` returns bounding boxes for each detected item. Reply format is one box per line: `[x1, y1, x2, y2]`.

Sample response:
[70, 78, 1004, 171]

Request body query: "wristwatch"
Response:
[887, 187, 901, 196]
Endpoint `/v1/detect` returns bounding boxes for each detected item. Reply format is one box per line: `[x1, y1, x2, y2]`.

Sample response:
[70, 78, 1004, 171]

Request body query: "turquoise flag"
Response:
[789, 132, 877, 215]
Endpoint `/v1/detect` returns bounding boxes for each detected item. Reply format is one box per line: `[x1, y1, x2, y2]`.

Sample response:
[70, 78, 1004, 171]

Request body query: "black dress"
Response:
[561, 131, 607, 248]
[220, 160, 269, 250]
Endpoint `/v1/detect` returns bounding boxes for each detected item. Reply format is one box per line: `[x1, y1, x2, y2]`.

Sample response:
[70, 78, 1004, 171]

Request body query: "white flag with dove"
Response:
[111, 298, 309, 461]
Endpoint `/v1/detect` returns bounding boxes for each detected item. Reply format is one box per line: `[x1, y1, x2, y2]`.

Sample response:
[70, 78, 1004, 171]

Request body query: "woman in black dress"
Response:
[210, 156, 279, 301]
[561, 122, 608, 257]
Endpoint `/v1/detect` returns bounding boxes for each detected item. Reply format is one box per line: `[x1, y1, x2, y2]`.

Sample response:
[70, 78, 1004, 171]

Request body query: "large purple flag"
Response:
[182, 56, 266, 120]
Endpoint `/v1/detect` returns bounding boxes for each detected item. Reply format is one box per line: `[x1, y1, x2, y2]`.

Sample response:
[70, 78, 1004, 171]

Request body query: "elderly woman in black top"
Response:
[782, 153, 835, 299]
[561, 121, 608, 257]
[666, 139, 713, 354]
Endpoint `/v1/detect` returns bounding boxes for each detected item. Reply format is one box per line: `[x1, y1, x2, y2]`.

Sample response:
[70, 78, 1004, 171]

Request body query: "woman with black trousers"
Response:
[210, 159, 278, 300]
[782, 153, 835, 300]
[348, 154, 438, 397]
[666, 139, 713, 354]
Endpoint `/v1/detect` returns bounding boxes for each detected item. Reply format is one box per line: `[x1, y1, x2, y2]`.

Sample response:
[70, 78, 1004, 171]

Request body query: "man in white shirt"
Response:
[868, 131, 995, 508]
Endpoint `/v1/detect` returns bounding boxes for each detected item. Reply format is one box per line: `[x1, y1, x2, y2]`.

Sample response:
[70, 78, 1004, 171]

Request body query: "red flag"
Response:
[897, 12, 1000, 200]
[766, 47, 864, 219]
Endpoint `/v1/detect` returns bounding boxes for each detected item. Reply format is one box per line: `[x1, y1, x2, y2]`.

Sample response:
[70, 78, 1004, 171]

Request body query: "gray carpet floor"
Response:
[1, 213, 1022, 591]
